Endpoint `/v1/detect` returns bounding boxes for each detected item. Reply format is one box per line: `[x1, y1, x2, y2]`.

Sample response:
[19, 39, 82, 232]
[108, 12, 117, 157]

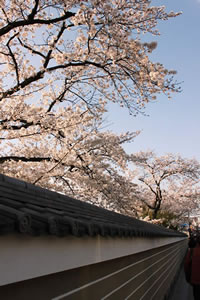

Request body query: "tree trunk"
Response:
[152, 188, 162, 219]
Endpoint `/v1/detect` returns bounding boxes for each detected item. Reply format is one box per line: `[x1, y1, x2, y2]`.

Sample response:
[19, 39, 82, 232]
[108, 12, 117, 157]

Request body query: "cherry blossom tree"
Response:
[130, 151, 200, 221]
[0, 1, 181, 132]
[0, 102, 141, 214]
[0, 1, 182, 212]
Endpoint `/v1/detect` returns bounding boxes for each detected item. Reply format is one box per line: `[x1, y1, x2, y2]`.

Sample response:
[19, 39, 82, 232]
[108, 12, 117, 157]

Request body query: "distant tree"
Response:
[142, 209, 180, 230]
[130, 151, 200, 220]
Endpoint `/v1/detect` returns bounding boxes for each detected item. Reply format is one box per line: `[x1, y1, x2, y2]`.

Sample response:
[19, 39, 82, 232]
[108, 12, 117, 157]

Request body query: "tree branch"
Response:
[0, 156, 51, 163]
[28, 0, 39, 21]
[6, 33, 20, 85]
[0, 11, 75, 37]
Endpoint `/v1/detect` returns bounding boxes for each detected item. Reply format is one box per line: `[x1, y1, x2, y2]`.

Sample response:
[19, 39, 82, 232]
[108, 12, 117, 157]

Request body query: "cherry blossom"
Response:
[0, 1, 183, 214]
[130, 151, 200, 222]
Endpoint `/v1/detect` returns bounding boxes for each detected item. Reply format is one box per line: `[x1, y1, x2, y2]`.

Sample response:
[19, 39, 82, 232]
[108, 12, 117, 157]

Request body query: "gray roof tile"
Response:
[0, 174, 186, 238]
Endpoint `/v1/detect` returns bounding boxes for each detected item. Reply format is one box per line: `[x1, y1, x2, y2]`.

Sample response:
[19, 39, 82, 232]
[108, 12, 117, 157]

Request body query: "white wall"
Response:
[0, 234, 186, 286]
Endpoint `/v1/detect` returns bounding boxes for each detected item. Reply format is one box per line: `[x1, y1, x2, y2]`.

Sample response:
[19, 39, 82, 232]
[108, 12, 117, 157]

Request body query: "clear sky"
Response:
[107, 0, 200, 161]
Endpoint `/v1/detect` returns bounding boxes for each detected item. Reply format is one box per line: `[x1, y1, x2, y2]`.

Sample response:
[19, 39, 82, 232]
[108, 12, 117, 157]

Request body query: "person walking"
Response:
[184, 234, 200, 300]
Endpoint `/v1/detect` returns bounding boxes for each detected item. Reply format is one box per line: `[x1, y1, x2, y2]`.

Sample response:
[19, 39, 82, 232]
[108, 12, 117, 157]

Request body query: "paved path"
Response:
[170, 267, 193, 300]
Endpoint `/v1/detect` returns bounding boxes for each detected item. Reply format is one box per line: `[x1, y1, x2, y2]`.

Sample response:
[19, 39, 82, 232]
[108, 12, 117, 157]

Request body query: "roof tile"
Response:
[0, 174, 186, 238]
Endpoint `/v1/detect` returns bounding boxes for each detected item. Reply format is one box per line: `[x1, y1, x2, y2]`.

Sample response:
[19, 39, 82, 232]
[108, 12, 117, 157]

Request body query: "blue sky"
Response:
[107, 0, 200, 161]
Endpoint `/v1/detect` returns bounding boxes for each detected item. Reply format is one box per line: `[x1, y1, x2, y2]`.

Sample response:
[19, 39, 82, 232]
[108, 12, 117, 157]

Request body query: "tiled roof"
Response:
[0, 174, 185, 238]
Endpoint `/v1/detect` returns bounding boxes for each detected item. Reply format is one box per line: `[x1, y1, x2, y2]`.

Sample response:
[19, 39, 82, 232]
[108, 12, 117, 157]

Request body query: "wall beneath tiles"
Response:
[0, 235, 187, 300]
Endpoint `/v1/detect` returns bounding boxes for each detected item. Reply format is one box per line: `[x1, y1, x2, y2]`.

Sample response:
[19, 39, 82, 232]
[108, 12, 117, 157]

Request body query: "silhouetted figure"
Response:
[188, 222, 193, 239]
[184, 234, 200, 300]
